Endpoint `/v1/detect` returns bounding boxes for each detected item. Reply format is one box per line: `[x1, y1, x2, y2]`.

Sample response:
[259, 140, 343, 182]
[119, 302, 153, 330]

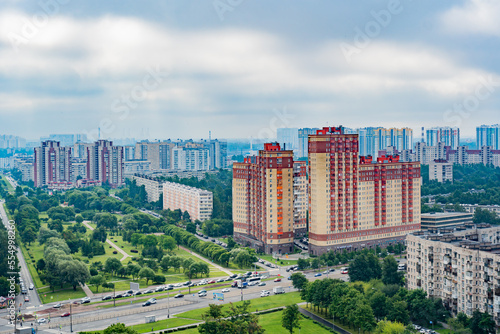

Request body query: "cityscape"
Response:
[1, 1, 500, 334]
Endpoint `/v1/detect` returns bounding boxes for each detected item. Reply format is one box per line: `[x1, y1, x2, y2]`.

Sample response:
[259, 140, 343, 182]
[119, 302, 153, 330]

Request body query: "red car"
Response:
[274, 278, 282, 282]
[207, 280, 216, 284]
[61, 312, 70, 317]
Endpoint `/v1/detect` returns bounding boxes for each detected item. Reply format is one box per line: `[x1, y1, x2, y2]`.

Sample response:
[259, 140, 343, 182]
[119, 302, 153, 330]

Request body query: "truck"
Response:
[231, 280, 248, 289]
[273, 286, 285, 295]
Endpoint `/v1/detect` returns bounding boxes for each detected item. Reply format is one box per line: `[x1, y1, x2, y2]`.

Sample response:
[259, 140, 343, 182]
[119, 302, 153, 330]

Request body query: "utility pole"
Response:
[70, 303, 73, 332]
[167, 290, 170, 318]
[113, 285, 116, 307]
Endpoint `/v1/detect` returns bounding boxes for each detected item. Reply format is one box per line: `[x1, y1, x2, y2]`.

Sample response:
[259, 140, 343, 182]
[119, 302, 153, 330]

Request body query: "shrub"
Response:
[131, 249, 139, 253]
[113, 251, 118, 254]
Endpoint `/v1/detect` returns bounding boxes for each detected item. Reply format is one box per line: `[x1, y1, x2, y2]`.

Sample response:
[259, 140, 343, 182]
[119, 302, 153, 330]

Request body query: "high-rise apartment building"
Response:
[356, 127, 413, 158]
[134, 141, 174, 170]
[293, 161, 308, 238]
[308, 127, 421, 255]
[477, 124, 500, 150]
[426, 127, 460, 149]
[34, 140, 72, 187]
[208, 139, 228, 169]
[86, 140, 124, 187]
[163, 181, 213, 221]
[233, 143, 294, 254]
[297, 128, 319, 158]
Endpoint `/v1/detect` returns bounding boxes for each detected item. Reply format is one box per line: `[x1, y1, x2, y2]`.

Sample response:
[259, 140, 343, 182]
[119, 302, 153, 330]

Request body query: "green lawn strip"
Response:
[302, 305, 358, 334]
[38, 286, 87, 303]
[171, 309, 334, 334]
[38, 213, 49, 219]
[1, 175, 14, 192]
[436, 330, 453, 334]
[129, 318, 199, 333]
[258, 254, 298, 266]
[20, 243, 44, 288]
[176, 291, 302, 320]
[106, 235, 135, 256]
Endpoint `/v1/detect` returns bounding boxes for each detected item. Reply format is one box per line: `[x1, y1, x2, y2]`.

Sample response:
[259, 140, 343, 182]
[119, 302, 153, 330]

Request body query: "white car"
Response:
[37, 318, 47, 324]
[260, 291, 270, 297]
[198, 291, 207, 297]
[221, 288, 230, 293]
[248, 281, 258, 286]
[148, 298, 157, 304]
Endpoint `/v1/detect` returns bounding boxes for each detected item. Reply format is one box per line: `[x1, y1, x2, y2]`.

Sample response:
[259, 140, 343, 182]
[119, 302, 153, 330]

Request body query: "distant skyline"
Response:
[1, 1, 499, 139]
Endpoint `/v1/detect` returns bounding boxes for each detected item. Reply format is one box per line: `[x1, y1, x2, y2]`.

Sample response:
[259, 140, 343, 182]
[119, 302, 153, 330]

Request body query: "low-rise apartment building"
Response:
[163, 181, 213, 221]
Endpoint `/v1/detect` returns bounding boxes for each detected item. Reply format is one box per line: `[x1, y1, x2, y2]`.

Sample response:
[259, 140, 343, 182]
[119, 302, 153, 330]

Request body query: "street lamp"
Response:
[167, 290, 170, 319]
[70, 303, 73, 332]
[113, 285, 116, 307]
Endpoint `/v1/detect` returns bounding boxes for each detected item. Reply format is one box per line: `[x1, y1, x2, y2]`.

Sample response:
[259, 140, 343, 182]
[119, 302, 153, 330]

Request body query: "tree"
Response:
[75, 215, 84, 223]
[160, 256, 171, 273]
[21, 227, 36, 245]
[58, 259, 91, 290]
[89, 275, 106, 292]
[170, 256, 182, 272]
[291, 273, 308, 291]
[349, 253, 382, 282]
[104, 258, 123, 277]
[373, 320, 406, 334]
[282, 304, 301, 334]
[227, 237, 236, 250]
[138, 267, 155, 285]
[161, 236, 176, 253]
[469, 309, 495, 334]
[382, 256, 404, 286]
[103, 323, 137, 334]
[92, 227, 108, 243]
[127, 263, 142, 280]
[38, 227, 60, 244]
[186, 222, 196, 234]
[370, 291, 388, 320]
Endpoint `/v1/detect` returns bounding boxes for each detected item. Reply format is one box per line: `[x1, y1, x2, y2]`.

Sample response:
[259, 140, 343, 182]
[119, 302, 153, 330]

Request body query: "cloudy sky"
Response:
[0, 0, 499, 141]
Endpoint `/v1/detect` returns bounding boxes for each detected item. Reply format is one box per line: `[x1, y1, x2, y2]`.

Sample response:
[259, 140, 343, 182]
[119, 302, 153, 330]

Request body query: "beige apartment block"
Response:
[163, 181, 213, 221]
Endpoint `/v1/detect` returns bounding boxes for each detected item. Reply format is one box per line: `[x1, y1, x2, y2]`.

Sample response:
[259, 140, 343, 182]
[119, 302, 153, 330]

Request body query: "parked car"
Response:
[221, 288, 230, 293]
[37, 318, 47, 324]
[143, 289, 154, 294]
[29, 283, 34, 290]
[258, 282, 266, 286]
[24, 296, 29, 302]
[314, 273, 322, 277]
[155, 286, 164, 292]
[81, 297, 91, 304]
[340, 267, 349, 274]
[165, 286, 174, 290]
[61, 312, 71, 317]
[133, 291, 142, 296]
[54, 303, 62, 308]
[174, 294, 184, 298]
[274, 278, 281, 282]
[114, 294, 124, 299]
[122, 293, 131, 297]
[230, 274, 238, 278]
[102, 295, 112, 301]
[207, 280, 216, 284]
[216, 278, 225, 283]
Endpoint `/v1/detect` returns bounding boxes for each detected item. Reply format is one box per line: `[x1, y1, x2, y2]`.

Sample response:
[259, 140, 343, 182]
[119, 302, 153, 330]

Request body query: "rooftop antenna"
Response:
[98, 127, 101, 140]
[209, 131, 212, 141]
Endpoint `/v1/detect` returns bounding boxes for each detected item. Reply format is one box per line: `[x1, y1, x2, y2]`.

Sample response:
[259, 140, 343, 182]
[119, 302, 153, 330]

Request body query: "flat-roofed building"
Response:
[429, 159, 453, 183]
[133, 174, 163, 202]
[163, 181, 213, 221]
[420, 212, 473, 230]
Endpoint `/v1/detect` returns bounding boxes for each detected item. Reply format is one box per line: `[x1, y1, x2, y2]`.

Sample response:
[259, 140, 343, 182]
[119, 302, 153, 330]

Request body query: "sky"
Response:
[0, 0, 499, 141]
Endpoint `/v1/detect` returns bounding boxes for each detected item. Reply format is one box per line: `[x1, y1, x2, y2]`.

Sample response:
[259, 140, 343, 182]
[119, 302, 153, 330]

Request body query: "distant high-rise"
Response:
[86, 140, 124, 187]
[277, 128, 299, 151]
[426, 127, 460, 149]
[297, 128, 319, 158]
[209, 139, 228, 169]
[357, 127, 413, 157]
[34, 140, 72, 187]
[476, 124, 500, 150]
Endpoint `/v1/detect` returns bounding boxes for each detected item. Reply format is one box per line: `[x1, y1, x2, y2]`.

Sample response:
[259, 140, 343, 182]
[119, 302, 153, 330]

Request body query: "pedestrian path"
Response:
[82, 221, 131, 261]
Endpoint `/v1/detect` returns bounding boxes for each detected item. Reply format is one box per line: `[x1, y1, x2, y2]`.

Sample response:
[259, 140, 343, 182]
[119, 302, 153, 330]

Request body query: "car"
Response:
[114, 294, 124, 299]
[221, 288, 230, 293]
[148, 298, 157, 304]
[24, 296, 29, 302]
[143, 289, 154, 294]
[81, 298, 90, 304]
[225, 277, 233, 281]
[260, 290, 270, 297]
[29, 283, 34, 290]
[183, 281, 192, 286]
[134, 291, 142, 296]
[122, 293, 132, 297]
[207, 280, 216, 284]
[142, 301, 152, 307]
[216, 278, 225, 283]
[37, 318, 47, 324]
[61, 312, 71, 317]
[54, 303, 62, 308]
[287, 276, 292, 280]
[102, 295, 113, 301]
[230, 274, 238, 278]
[341, 269, 349, 274]
[314, 273, 322, 277]
[174, 294, 184, 298]
[198, 289, 207, 294]
[126, 290, 134, 294]
[413, 325, 421, 330]
[258, 282, 266, 286]
[174, 283, 183, 287]
[211, 239, 216, 242]
[165, 286, 174, 290]
[274, 278, 282, 282]
[155, 286, 164, 292]
[323, 270, 329, 274]
[258, 259, 264, 263]
[198, 291, 207, 297]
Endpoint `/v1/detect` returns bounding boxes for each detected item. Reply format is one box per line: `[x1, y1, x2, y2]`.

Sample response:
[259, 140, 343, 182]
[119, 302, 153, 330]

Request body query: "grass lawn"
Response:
[303, 305, 358, 334]
[258, 254, 298, 266]
[436, 330, 453, 334]
[0, 175, 14, 192]
[130, 318, 199, 333]
[21, 243, 44, 288]
[107, 235, 135, 257]
[178, 309, 334, 334]
[38, 285, 87, 303]
[176, 291, 302, 320]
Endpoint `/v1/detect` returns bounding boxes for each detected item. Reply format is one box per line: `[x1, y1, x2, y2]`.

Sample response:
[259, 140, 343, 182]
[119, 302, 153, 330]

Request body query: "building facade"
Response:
[477, 124, 500, 150]
[429, 159, 453, 183]
[86, 140, 124, 187]
[407, 227, 500, 323]
[133, 174, 163, 202]
[426, 127, 460, 149]
[233, 143, 294, 254]
[308, 127, 421, 255]
[293, 161, 308, 238]
[163, 181, 213, 221]
[34, 140, 72, 188]
[298, 128, 319, 159]
[420, 212, 473, 230]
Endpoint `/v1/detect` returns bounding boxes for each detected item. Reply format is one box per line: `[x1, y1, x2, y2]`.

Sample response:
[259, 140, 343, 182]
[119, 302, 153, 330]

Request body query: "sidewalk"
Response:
[179, 246, 233, 276]
[80, 282, 94, 298]
[82, 221, 131, 262]
[298, 304, 352, 334]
